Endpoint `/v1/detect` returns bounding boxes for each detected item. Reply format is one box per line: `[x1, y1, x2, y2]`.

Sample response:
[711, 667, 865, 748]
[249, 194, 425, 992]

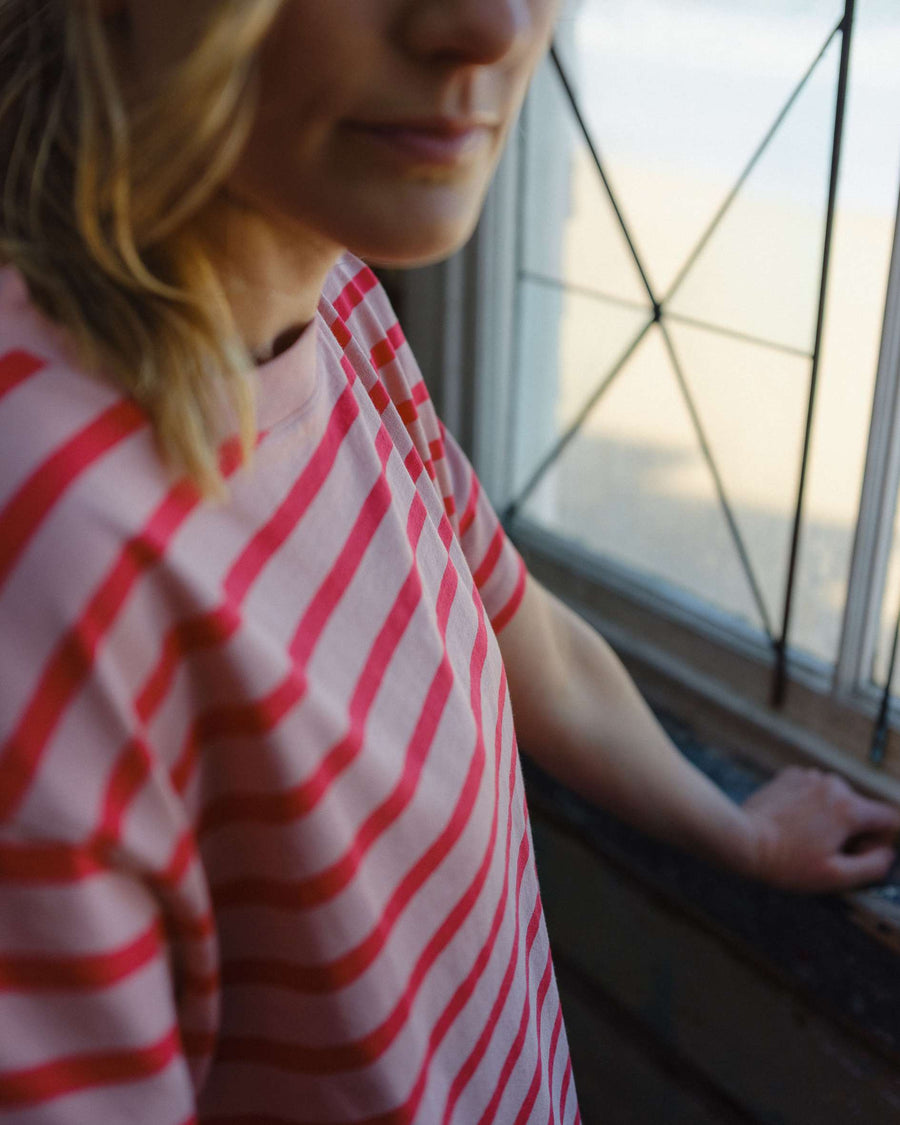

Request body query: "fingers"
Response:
[848, 795, 900, 837]
[827, 844, 897, 890]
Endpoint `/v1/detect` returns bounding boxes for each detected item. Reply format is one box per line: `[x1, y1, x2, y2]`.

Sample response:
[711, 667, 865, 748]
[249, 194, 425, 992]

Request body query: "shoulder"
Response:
[0, 267, 182, 545]
[0, 269, 191, 729]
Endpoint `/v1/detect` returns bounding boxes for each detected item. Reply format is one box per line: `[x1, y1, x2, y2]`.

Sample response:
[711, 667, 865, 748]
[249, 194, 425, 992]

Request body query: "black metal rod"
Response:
[503, 316, 656, 526]
[659, 322, 776, 640]
[521, 268, 814, 360]
[520, 269, 652, 317]
[773, 0, 856, 707]
[664, 18, 844, 307]
[549, 43, 660, 313]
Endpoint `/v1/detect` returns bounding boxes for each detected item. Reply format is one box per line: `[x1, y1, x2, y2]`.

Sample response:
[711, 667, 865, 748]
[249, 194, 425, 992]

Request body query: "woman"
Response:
[1, 1, 897, 1121]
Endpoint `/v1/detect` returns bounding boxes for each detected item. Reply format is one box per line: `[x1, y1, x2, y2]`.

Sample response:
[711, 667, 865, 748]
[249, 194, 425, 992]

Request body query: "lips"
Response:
[344, 117, 498, 167]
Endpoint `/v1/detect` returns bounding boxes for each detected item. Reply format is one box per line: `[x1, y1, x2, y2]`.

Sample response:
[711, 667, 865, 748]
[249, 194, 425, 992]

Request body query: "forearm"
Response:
[501, 578, 899, 890]
[510, 590, 759, 876]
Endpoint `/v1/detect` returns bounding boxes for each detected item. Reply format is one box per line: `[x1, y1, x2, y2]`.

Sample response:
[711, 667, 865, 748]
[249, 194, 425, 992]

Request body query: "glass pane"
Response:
[667, 38, 840, 353]
[521, 58, 649, 306]
[522, 325, 766, 633]
[665, 323, 812, 638]
[512, 279, 651, 498]
[513, 0, 900, 676]
[555, 0, 844, 297]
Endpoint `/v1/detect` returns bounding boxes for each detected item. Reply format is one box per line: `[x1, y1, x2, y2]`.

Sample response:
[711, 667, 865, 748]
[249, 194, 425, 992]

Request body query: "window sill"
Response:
[523, 712, 900, 1062]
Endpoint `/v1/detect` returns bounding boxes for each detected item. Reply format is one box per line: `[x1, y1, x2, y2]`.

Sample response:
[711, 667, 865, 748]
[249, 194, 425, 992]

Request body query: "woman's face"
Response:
[124, 0, 560, 267]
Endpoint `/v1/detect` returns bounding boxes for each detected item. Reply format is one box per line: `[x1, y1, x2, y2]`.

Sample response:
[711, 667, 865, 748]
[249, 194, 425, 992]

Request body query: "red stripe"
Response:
[475, 893, 545, 1125]
[217, 663, 524, 1122]
[171, 424, 394, 794]
[0, 399, 144, 593]
[217, 616, 498, 1078]
[212, 541, 459, 912]
[441, 812, 533, 1123]
[472, 525, 505, 590]
[333, 265, 378, 321]
[387, 323, 406, 350]
[368, 381, 391, 414]
[135, 382, 360, 728]
[370, 338, 396, 371]
[0, 919, 163, 991]
[289, 424, 393, 669]
[218, 581, 496, 1001]
[98, 736, 153, 842]
[0, 839, 105, 882]
[459, 473, 480, 536]
[512, 946, 556, 1125]
[429, 438, 445, 463]
[0, 477, 201, 821]
[561, 1054, 575, 1124]
[492, 557, 527, 633]
[397, 398, 418, 425]
[545, 1005, 564, 1125]
[0, 350, 45, 401]
[404, 446, 425, 483]
[411, 381, 429, 406]
[199, 495, 429, 837]
[0, 1026, 181, 1109]
[329, 317, 352, 349]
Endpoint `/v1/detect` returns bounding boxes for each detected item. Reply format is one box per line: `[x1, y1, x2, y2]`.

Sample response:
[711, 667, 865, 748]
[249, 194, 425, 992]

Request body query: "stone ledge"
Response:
[523, 709, 900, 1062]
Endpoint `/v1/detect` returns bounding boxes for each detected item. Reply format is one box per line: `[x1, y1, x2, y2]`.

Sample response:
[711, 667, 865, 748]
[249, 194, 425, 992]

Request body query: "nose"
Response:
[399, 0, 533, 67]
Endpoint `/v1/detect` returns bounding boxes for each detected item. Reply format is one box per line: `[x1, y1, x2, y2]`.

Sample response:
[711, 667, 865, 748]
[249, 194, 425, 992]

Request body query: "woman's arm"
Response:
[498, 575, 900, 891]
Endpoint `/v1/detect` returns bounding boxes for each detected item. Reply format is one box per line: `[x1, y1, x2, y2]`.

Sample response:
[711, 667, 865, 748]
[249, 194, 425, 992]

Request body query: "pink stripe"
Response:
[560, 1054, 575, 1124]
[459, 472, 480, 536]
[290, 424, 393, 668]
[441, 806, 533, 1123]
[134, 383, 360, 727]
[218, 579, 495, 999]
[0, 920, 163, 992]
[475, 892, 545, 1125]
[217, 612, 498, 1078]
[472, 525, 505, 589]
[0, 399, 144, 593]
[0, 350, 45, 401]
[545, 1005, 564, 1125]
[333, 265, 378, 321]
[97, 736, 154, 842]
[170, 423, 394, 795]
[199, 495, 428, 836]
[0, 1027, 182, 1109]
[492, 556, 527, 633]
[212, 541, 460, 912]
[0, 477, 202, 821]
[512, 945, 556, 1125]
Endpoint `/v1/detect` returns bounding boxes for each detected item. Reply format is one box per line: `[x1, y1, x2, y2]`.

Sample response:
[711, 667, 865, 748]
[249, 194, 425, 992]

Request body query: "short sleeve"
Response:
[439, 424, 527, 634]
[319, 254, 528, 634]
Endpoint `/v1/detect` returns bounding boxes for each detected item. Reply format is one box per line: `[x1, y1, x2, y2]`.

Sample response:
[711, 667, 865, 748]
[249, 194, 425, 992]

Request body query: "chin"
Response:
[349, 209, 484, 270]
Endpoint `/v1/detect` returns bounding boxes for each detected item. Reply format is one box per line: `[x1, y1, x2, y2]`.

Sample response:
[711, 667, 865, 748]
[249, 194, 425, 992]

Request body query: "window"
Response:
[400, 0, 900, 786]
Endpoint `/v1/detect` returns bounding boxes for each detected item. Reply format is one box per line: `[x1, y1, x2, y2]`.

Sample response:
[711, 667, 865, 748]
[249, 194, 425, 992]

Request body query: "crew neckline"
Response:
[253, 312, 322, 430]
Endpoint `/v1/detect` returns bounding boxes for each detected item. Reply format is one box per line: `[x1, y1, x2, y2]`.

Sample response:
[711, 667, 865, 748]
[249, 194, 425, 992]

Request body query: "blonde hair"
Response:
[0, 0, 285, 494]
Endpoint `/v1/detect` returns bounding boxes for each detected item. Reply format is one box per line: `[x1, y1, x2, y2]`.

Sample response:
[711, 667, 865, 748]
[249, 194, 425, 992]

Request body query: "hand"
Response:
[740, 767, 900, 893]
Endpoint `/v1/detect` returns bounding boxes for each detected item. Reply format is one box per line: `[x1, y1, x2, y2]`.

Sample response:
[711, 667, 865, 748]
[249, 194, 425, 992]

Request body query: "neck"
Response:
[197, 192, 343, 363]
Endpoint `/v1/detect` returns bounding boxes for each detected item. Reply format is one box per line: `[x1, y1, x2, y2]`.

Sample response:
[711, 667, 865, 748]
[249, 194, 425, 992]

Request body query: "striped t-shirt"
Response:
[0, 254, 579, 1123]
